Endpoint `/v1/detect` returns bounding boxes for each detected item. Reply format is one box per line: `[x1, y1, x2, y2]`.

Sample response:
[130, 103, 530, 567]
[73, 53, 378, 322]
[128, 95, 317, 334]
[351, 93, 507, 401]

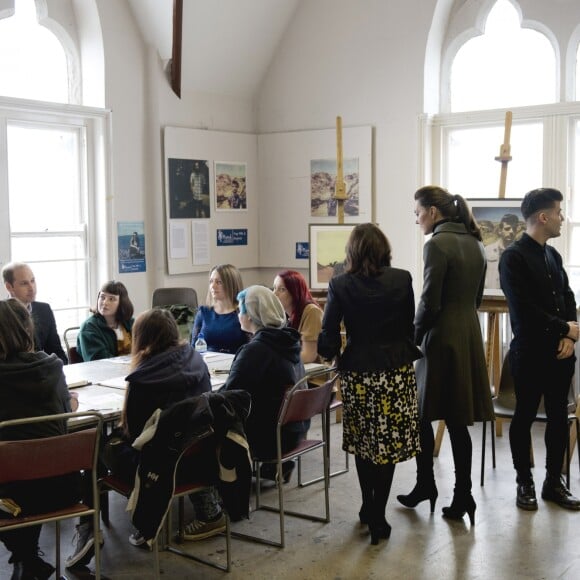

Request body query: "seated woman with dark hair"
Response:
[77, 281, 135, 361]
[90, 309, 224, 552]
[223, 285, 307, 481]
[0, 299, 76, 580]
[273, 269, 323, 363]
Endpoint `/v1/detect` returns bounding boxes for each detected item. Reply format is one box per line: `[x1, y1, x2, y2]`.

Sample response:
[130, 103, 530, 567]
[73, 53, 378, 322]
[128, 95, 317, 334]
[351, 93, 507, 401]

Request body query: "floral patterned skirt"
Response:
[340, 364, 420, 465]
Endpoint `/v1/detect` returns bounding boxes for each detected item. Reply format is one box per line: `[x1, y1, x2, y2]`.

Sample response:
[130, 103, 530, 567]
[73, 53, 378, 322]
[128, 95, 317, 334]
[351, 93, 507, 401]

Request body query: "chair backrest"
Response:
[278, 373, 338, 426]
[152, 287, 198, 309]
[495, 352, 517, 409]
[63, 326, 82, 362]
[0, 412, 103, 485]
[498, 350, 576, 415]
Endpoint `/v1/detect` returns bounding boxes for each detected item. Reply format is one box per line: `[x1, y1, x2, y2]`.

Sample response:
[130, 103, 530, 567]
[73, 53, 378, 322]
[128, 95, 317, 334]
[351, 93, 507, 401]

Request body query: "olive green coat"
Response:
[414, 221, 494, 424]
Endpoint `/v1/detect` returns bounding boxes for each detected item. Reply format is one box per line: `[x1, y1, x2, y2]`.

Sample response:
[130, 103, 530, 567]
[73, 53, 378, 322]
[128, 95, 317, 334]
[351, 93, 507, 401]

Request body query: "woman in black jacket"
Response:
[224, 285, 307, 474]
[318, 223, 422, 545]
[0, 299, 74, 580]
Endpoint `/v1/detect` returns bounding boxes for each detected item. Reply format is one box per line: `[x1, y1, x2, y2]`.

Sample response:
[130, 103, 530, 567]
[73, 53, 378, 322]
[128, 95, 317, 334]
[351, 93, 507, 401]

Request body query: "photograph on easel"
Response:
[469, 198, 523, 293]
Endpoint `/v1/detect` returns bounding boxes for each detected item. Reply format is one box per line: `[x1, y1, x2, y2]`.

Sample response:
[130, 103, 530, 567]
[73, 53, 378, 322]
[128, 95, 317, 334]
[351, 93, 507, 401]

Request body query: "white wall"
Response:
[256, 0, 439, 286]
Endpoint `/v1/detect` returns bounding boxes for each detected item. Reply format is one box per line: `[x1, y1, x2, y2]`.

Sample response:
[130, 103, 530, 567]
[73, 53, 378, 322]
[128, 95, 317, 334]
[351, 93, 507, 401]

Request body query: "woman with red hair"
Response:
[273, 270, 323, 363]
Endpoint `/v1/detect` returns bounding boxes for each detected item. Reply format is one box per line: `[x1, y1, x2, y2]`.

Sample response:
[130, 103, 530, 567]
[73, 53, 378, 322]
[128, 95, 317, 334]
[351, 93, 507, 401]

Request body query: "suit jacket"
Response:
[31, 302, 68, 365]
[318, 267, 422, 372]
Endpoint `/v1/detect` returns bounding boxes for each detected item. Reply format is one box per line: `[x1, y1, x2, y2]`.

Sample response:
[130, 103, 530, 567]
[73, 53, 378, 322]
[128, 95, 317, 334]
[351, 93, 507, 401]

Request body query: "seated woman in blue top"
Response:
[77, 281, 134, 361]
[191, 264, 248, 354]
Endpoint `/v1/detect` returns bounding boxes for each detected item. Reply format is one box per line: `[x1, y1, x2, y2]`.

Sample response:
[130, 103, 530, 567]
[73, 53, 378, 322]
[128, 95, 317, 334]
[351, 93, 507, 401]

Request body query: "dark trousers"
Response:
[0, 474, 79, 562]
[509, 349, 574, 480]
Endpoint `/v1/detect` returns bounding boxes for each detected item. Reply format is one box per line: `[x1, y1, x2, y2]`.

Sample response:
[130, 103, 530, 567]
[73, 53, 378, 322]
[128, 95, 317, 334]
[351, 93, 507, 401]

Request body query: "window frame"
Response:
[422, 101, 580, 271]
[0, 96, 113, 326]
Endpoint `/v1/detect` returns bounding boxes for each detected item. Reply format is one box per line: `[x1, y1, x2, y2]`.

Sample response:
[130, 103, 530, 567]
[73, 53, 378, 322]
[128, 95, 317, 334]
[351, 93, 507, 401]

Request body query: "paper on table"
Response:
[108, 355, 132, 364]
[98, 376, 128, 389]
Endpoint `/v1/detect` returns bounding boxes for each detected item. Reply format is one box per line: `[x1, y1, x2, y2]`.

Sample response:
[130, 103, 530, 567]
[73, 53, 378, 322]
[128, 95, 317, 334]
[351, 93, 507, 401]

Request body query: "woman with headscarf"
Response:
[223, 285, 307, 481]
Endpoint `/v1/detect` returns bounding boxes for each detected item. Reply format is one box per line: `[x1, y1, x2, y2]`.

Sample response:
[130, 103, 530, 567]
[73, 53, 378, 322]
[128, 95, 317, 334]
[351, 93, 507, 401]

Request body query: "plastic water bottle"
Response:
[194, 333, 207, 354]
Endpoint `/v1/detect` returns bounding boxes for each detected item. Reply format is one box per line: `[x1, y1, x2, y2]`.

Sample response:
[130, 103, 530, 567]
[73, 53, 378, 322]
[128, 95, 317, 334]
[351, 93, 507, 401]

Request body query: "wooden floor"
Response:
[1, 418, 579, 580]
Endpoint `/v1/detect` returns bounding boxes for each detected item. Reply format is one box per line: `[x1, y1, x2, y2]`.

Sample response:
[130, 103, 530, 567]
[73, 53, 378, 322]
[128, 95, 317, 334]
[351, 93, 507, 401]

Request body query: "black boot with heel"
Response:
[442, 493, 476, 525]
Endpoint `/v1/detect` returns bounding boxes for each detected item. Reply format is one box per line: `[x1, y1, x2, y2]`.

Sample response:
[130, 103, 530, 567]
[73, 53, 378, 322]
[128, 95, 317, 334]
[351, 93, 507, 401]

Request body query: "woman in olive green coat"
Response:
[397, 186, 494, 525]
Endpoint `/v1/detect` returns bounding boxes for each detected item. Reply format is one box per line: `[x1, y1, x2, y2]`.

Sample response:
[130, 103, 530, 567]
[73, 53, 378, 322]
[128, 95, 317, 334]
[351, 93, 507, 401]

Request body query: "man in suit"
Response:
[2, 262, 68, 364]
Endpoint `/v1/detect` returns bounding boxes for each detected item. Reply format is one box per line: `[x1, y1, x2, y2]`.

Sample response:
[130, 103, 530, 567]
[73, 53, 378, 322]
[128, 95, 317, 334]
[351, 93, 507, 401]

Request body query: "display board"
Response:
[258, 126, 373, 268]
[164, 127, 259, 275]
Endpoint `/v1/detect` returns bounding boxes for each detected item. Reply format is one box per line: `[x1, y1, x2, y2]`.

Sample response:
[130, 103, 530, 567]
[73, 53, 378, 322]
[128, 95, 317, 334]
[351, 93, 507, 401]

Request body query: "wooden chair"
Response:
[480, 351, 580, 487]
[152, 287, 198, 310]
[0, 412, 103, 579]
[100, 440, 231, 576]
[63, 326, 83, 363]
[232, 373, 337, 548]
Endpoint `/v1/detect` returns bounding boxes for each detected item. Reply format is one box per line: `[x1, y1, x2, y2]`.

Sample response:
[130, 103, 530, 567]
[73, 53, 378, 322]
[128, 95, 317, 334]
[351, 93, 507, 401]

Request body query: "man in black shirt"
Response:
[499, 188, 579, 511]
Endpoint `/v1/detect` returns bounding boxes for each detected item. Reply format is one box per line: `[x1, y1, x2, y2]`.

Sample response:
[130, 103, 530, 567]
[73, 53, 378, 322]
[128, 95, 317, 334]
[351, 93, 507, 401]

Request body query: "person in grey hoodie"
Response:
[0, 298, 74, 580]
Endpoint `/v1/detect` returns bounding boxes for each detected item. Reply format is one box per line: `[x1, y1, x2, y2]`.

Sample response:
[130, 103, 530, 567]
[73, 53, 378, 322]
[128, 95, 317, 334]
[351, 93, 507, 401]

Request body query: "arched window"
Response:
[426, 0, 580, 300]
[0, 0, 109, 332]
[450, 0, 556, 112]
[0, 0, 70, 103]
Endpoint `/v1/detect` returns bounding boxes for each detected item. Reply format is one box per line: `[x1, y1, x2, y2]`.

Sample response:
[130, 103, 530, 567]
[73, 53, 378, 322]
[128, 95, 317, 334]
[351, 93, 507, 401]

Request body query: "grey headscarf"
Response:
[237, 285, 286, 329]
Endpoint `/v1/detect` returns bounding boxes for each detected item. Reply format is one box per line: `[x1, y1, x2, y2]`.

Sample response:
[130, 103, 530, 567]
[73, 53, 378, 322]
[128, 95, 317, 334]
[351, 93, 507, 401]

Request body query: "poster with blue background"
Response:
[118, 221, 146, 273]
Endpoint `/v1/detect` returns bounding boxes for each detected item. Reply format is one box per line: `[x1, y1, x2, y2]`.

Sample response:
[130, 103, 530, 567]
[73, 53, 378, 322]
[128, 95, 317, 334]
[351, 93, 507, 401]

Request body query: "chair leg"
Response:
[55, 521, 61, 578]
[481, 420, 487, 487]
[299, 406, 349, 487]
[100, 489, 110, 527]
[491, 420, 496, 468]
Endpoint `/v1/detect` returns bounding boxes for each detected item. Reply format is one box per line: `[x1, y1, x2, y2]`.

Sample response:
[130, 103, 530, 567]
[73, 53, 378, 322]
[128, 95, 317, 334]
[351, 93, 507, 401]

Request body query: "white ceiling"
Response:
[128, 0, 300, 99]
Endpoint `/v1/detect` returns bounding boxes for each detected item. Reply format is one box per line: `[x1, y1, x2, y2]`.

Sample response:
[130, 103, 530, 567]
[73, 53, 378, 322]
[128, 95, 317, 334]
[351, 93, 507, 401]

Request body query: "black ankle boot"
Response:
[10, 561, 24, 580]
[396, 480, 438, 512]
[442, 493, 476, 525]
[369, 517, 391, 545]
[22, 554, 55, 580]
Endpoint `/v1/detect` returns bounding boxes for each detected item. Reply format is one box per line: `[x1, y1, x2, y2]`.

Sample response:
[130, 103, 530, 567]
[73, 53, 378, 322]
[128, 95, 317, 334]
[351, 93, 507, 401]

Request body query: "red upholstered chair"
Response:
[0, 412, 103, 579]
[232, 372, 338, 548]
[298, 369, 349, 486]
[100, 440, 231, 576]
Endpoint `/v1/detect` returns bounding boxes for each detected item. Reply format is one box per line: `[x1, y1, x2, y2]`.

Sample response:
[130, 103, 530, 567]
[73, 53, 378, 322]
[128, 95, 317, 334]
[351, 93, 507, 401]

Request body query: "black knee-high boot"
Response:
[396, 419, 438, 512]
[369, 463, 395, 545]
[355, 456, 375, 525]
[442, 424, 476, 525]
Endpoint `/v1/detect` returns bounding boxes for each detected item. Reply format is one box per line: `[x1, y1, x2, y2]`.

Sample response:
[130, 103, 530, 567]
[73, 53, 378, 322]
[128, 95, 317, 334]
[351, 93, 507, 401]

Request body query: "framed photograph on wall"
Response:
[469, 198, 524, 294]
[215, 162, 247, 211]
[309, 223, 357, 290]
[167, 158, 211, 219]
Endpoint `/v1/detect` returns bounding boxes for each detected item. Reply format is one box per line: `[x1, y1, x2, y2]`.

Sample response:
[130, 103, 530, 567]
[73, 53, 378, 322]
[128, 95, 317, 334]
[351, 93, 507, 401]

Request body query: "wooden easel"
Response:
[434, 112, 513, 455]
[311, 117, 348, 420]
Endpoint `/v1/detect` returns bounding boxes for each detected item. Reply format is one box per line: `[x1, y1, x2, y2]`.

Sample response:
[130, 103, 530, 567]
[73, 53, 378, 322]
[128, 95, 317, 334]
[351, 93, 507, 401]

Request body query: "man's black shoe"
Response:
[516, 481, 538, 511]
[541, 476, 580, 510]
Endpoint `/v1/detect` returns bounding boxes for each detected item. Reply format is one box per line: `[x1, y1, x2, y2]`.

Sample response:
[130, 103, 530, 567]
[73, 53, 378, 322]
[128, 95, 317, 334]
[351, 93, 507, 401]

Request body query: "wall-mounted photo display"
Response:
[118, 221, 146, 273]
[469, 198, 524, 294]
[310, 158, 360, 217]
[215, 162, 247, 211]
[309, 223, 358, 289]
[167, 158, 211, 219]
